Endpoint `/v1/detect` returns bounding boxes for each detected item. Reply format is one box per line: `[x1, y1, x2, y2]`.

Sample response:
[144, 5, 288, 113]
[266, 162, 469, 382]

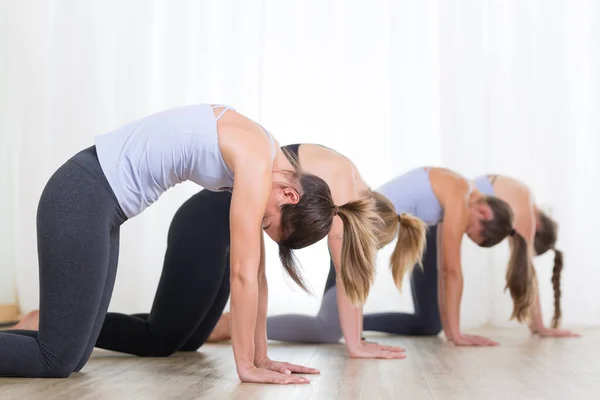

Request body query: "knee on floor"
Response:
[136, 339, 181, 357]
[38, 358, 79, 378]
[317, 326, 343, 344]
[420, 320, 443, 336]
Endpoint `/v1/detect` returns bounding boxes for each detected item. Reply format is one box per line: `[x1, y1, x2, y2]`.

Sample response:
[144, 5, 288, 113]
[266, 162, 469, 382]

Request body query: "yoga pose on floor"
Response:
[337, 174, 578, 340]
[209, 167, 530, 346]
[17, 143, 424, 360]
[1, 105, 381, 383]
[471, 175, 578, 337]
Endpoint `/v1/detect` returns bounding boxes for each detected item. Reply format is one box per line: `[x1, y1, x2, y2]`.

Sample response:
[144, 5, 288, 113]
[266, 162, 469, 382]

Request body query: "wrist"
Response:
[346, 338, 364, 351]
[448, 326, 462, 340]
[346, 342, 364, 356]
[529, 322, 546, 333]
[236, 360, 256, 374]
[254, 352, 269, 365]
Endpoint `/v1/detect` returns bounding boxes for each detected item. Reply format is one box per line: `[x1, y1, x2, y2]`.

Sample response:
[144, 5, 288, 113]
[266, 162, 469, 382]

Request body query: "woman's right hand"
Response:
[237, 366, 310, 384]
[348, 341, 407, 359]
[451, 334, 500, 346]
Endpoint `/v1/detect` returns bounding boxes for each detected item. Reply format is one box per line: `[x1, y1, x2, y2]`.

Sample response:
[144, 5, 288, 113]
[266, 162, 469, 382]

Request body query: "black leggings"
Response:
[363, 225, 442, 336]
[95, 190, 232, 357]
[0, 147, 126, 377]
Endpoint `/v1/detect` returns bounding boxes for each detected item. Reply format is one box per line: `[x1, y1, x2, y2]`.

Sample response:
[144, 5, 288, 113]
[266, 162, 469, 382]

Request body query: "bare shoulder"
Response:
[494, 175, 531, 195]
[215, 109, 275, 172]
[493, 175, 534, 209]
[429, 167, 470, 205]
[301, 144, 352, 172]
[301, 145, 362, 200]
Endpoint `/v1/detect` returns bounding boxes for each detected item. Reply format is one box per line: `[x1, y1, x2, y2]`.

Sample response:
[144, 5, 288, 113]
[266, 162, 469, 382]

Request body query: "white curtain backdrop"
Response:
[1, 0, 598, 328]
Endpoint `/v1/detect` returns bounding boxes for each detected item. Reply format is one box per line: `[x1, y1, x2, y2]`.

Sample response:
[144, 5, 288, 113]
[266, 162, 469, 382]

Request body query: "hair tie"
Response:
[333, 205, 339, 216]
[509, 228, 516, 237]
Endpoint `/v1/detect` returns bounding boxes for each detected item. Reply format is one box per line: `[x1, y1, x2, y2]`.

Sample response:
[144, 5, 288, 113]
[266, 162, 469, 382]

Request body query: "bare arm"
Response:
[221, 117, 316, 384]
[253, 234, 268, 364]
[439, 202, 467, 342]
[325, 170, 364, 352]
[328, 223, 362, 350]
[326, 168, 404, 359]
[436, 222, 452, 339]
[438, 180, 498, 346]
[229, 157, 271, 375]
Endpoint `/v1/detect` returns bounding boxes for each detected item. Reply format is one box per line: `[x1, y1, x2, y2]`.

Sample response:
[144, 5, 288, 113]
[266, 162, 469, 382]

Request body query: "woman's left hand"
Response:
[255, 357, 320, 376]
[361, 339, 406, 353]
[537, 328, 581, 338]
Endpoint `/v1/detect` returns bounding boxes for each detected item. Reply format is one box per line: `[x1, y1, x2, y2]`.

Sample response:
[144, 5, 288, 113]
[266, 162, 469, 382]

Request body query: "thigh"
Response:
[179, 258, 231, 351]
[75, 228, 121, 371]
[144, 190, 232, 345]
[36, 162, 117, 369]
[410, 225, 440, 318]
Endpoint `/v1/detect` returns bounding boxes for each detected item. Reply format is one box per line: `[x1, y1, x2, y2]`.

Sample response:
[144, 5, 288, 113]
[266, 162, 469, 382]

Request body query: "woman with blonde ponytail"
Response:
[261, 144, 416, 359]
[473, 175, 579, 338]
[205, 144, 426, 359]
[16, 143, 403, 361]
[210, 166, 517, 348]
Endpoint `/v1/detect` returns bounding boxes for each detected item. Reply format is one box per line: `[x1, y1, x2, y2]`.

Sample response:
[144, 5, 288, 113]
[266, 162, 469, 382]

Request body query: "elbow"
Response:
[442, 265, 461, 280]
[230, 271, 258, 291]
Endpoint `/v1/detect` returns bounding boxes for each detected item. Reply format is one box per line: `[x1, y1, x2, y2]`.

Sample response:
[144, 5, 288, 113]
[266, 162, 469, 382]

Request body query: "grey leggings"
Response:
[266, 226, 442, 342]
[0, 146, 126, 377]
[267, 282, 342, 343]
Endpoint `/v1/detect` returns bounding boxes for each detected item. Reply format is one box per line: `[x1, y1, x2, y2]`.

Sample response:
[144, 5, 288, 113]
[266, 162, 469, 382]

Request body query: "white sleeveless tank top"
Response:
[94, 104, 274, 218]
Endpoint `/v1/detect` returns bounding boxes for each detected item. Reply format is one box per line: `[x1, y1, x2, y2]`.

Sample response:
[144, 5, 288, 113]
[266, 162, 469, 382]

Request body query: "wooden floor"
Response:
[0, 328, 598, 400]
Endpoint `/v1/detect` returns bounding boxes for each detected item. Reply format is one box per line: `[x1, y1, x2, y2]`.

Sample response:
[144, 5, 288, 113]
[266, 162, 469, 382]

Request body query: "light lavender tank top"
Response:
[473, 175, 495, 196]
[377, 168, 443, 226]
[95, 104, 274, 218]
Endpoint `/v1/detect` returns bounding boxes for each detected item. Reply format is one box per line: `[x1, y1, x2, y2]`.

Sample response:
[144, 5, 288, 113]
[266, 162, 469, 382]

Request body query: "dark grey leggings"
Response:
[363, 225, 442, 336]
[0, 147, 126, 377]
[266, 226, 442, 342]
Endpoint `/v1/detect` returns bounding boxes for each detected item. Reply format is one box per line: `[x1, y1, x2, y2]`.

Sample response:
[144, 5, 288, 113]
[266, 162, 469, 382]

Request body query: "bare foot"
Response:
[206, 312, 231, 342]
[14, 309, 40, 330]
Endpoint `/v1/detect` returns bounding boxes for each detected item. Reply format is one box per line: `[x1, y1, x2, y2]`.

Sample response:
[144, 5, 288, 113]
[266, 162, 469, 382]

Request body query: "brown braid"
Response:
[551, 249, 564, 328]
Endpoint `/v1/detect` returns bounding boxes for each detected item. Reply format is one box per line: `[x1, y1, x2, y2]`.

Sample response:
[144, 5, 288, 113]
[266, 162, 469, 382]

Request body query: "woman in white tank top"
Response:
[0, 104, 381, 384]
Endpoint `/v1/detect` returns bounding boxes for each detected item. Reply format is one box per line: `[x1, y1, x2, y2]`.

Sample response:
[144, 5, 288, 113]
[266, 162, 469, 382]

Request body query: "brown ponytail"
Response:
[477, 196, 535, 321]
[551, 249, 564, 328]
[335, 197, 381, 305]
[277, 148, 381, 301]
[506, 232, 535, 322]
[390, 214, 428, 291]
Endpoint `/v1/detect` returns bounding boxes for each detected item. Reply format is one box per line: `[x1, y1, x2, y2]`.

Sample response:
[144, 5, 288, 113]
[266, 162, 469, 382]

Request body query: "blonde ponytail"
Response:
[368, 191, 428, 292]
[390, 214, 428, 291]
[335, 197, 381, 305]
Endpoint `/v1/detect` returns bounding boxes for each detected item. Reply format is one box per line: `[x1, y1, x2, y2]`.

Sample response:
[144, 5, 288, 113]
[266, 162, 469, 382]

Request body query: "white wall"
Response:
[0, 4, 17, 306]
[1, 0, 598, 328]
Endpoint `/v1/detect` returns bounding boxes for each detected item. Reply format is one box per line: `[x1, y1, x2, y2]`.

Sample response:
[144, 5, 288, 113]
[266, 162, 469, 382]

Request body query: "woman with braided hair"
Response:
[473, 175, 579, 337]
[208, 167, 527, 347]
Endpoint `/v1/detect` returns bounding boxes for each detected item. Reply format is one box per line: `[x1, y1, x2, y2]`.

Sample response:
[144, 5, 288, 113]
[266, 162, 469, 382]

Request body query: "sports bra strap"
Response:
[212, 104, 234, 121]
